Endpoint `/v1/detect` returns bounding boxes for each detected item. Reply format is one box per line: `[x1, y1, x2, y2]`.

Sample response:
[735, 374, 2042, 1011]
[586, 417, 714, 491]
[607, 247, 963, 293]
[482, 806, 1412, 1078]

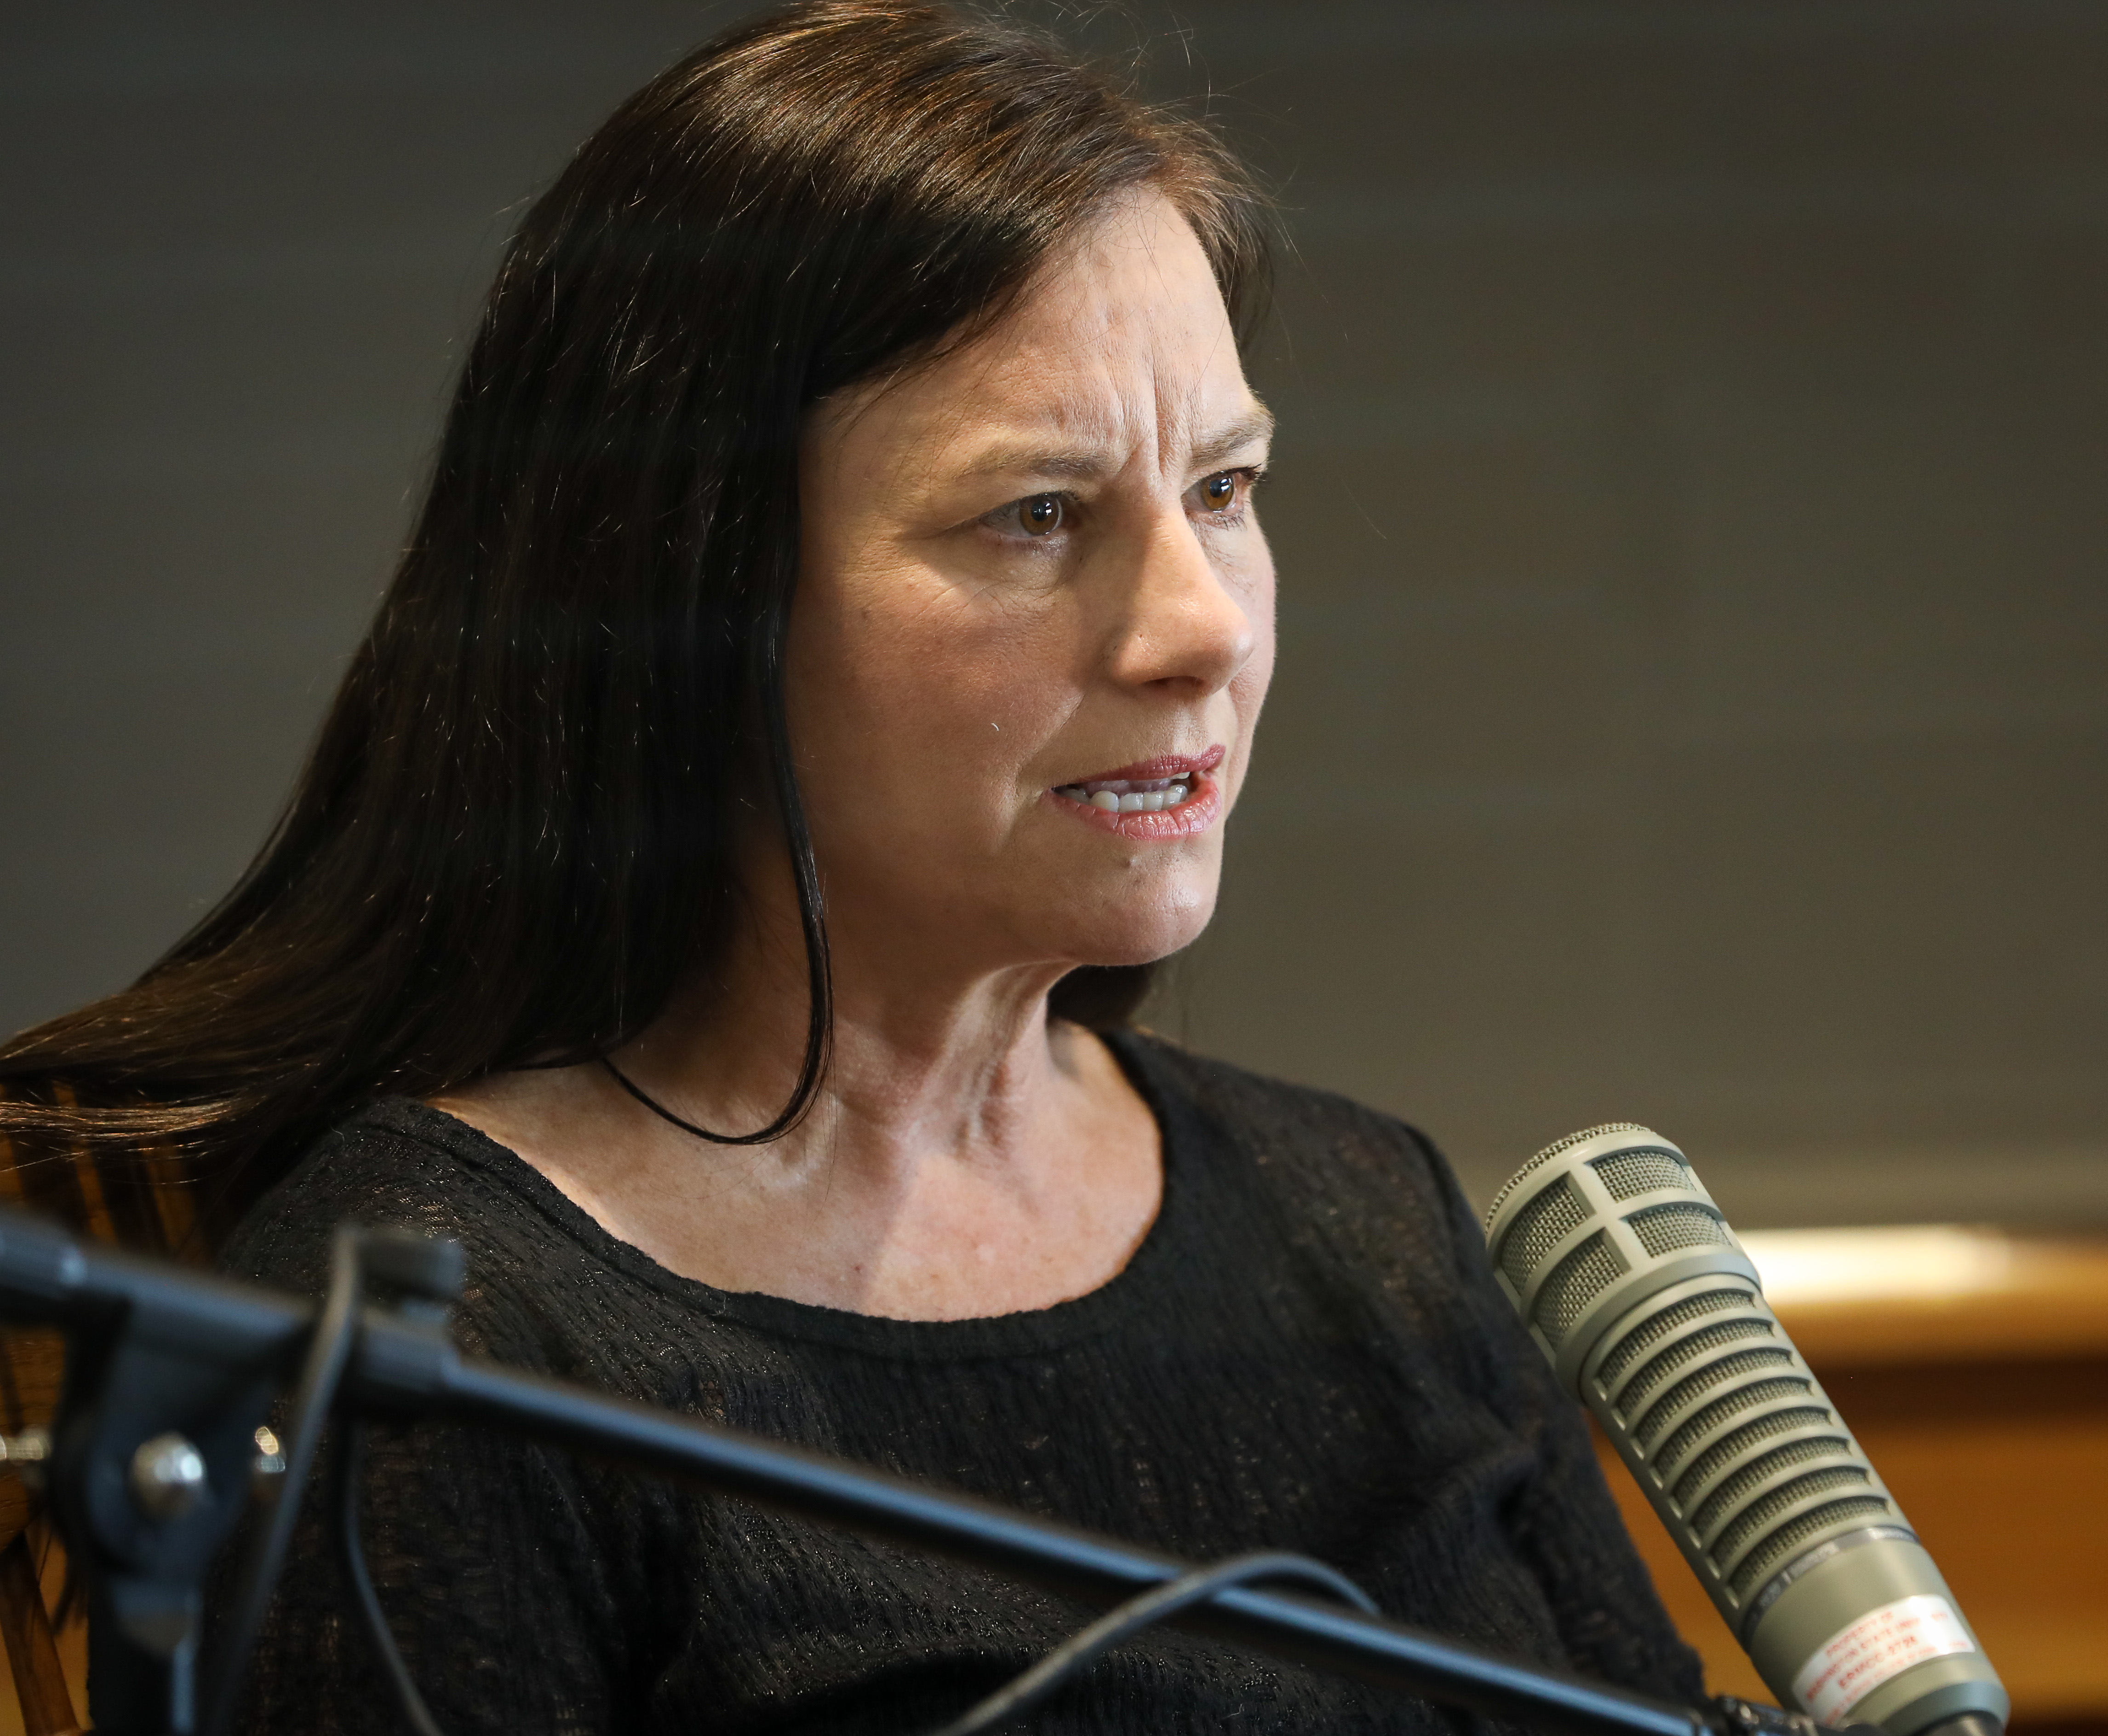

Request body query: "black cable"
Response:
[925, 1550, 1382, 1736]
[331, 1415, 447, 1736]
[200, 1224, 364, 1736]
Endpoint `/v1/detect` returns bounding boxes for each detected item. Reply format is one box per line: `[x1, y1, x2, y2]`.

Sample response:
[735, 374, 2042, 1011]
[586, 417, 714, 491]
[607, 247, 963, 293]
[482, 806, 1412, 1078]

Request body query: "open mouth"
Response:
[1049, 746, 1226, 820]
[1050, 774, 1201, 815]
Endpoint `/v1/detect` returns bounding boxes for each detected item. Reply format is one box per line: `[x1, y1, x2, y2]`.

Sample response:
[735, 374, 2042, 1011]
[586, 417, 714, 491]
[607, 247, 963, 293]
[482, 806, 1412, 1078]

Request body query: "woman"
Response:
[1, 3, 1701, 1730]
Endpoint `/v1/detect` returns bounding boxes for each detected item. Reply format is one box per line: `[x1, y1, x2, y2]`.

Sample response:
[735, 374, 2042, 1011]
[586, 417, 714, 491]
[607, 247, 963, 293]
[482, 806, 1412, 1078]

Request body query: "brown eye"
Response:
[1017, 493, 1064, 536]
[1197, 471, 1239, 513]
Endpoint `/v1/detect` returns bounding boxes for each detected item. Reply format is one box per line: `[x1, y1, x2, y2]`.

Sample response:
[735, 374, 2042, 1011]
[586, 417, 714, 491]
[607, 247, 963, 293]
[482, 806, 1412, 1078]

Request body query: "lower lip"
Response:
[1046, 774, 1224, 839]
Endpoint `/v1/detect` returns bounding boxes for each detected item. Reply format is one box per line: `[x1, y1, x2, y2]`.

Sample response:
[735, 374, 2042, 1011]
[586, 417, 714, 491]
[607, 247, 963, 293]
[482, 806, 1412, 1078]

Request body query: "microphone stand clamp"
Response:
[21, 1223, 299, 1736]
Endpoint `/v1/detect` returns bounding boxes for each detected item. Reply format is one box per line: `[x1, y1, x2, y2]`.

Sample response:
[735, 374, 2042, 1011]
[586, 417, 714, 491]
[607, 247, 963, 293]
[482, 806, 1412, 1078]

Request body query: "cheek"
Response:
[790, 566, 1065, 799]
[1228, 531, 1276, 667]
[1230, 572, 1277, 726]
[1238, 617, 1277, 710]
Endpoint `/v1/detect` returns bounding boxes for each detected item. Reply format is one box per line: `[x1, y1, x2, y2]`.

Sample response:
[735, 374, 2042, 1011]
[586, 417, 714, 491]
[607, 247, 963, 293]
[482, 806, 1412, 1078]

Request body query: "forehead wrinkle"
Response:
[827, 195, 1260, 501]
[955, 444, 1117, 484]
[1143, 358, 1270, 477]
[934, 362, 1140, 487]
[953, 381, 1269, 492]
[1128, 291, 1264, 476]
[808, 313, 1105, 496]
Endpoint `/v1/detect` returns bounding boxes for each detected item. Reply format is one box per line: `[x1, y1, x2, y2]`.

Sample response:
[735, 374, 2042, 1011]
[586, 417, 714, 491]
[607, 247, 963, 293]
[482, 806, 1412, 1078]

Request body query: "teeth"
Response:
[1057, 778, 1197, 813]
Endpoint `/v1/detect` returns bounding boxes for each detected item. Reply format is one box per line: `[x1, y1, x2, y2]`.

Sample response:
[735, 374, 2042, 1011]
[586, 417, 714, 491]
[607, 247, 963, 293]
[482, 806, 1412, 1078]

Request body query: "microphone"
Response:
[1482, 1124, 2007, 1736]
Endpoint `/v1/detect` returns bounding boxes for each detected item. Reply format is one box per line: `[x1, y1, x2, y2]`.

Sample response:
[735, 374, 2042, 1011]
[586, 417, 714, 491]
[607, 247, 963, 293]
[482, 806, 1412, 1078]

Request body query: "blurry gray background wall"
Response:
[6, 1, 2104, 1226]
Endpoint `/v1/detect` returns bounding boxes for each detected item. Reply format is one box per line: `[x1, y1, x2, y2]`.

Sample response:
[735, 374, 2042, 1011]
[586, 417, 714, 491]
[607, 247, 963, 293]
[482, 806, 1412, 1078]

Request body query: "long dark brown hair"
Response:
[0, 0, 1269, 1248]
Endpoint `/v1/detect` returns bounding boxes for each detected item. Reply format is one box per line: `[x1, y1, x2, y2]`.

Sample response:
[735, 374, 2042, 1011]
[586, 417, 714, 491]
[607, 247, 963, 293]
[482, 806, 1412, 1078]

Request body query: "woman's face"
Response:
[790, 191, 1275, 988]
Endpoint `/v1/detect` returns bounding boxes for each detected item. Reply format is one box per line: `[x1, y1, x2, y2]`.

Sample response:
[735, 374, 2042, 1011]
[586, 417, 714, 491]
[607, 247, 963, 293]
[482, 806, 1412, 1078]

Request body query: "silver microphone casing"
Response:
[1483, 1124, 2007, 1736]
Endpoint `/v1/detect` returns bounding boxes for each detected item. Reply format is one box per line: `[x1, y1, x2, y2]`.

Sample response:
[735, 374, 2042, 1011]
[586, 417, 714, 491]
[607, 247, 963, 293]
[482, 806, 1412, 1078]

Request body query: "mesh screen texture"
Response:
[1691, 1437, 1863, 1540]
[1484, 1121, 1655, 1229]
[1651, 1377, 1816, 1479]
[1712, 1467, 1878, 1569]
[1615, 1319, 1776, 1421]
[1594, 1288, 1755, 1389]
[1729, 1496, 1898, 1600]
[1500, 1176, 1587, 1291]
[1634, 1348, 1797, 1449]
[1532, 1232, 1628, 1345]
[1591, 1150, 1691, 1202]
[1627, 1202, 1730, 1258]
[1671, 1409, 1838, 1510]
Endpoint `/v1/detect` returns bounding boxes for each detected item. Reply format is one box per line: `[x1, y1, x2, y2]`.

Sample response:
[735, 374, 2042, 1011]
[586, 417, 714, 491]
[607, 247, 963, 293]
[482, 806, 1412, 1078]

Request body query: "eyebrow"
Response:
[1189, 405, 1277, 472]
[955, 402, 1276, 485]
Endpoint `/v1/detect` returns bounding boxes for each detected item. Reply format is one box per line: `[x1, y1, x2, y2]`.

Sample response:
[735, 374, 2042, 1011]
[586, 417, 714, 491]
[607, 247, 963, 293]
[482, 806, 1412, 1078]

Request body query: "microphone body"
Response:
[1483, 1124, 2006, 1736]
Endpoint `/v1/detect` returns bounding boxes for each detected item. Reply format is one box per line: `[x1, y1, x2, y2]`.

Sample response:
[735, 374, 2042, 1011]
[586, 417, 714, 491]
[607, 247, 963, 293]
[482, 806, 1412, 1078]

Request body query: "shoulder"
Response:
[1122, 1028, 1434, 1163]
[1117, 1028, 1572, 1425]
[1114, 1028, 1488, 1295]
[225, 1102, 485, 1283]
[220, 1099, 609, 1365]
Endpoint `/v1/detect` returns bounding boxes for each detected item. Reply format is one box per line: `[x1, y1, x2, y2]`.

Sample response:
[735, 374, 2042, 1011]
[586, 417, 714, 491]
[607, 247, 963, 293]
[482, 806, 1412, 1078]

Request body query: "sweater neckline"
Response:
[362, 1028, 1203, 1361]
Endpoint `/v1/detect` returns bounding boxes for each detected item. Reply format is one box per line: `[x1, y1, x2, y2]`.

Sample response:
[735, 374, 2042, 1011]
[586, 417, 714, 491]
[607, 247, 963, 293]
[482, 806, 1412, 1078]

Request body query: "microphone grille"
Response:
[1592, 1147, 1695, 1200]
[1495, 1176, 1590, 1291]
[1627, 1200, 1735, 1258]
[1482, 1120, 1657, 1231]
[1484, 1124, 1721, 1355]
[1532, 1231, 1631, 1344]
[1484, 1124, 1918, 1637]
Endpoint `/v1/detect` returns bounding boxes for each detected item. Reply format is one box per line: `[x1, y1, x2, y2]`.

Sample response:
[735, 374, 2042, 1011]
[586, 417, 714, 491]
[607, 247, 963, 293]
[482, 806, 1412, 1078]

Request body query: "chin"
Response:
[1043, 879, 1219, 970]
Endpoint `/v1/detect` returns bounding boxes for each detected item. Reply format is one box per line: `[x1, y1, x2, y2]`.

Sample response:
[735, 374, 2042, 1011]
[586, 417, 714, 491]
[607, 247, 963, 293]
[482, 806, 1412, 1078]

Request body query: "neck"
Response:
[439, 846, 1163, 1319]
[612, 878, 1092, 1192]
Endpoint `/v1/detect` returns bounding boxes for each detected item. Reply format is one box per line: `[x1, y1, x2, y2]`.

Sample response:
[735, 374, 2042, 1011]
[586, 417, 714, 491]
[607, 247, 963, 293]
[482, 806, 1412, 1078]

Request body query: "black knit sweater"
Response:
[220, 1030, 1704, 1734]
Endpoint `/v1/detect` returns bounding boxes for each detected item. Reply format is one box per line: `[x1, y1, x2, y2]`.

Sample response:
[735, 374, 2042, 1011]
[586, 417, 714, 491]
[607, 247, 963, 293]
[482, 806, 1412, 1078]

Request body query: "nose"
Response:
[1100, 502, 1259, 697]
